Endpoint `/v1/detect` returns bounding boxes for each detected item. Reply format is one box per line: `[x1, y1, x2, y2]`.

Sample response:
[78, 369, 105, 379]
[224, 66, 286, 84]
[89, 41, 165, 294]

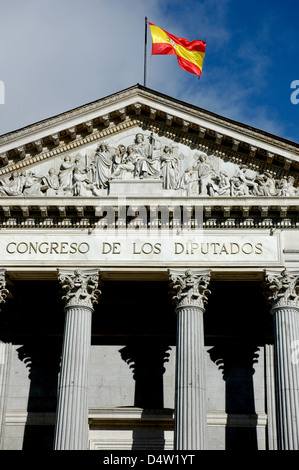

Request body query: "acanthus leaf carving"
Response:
[58, 269, 101, 310]
[264, 269, 299, 310]
[169, 269, 211, 310]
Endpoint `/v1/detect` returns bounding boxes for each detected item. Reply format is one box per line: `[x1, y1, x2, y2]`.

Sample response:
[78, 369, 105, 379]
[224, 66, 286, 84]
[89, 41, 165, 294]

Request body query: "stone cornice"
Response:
[0, 85, 298, 180]
[0, 195, 297, 209]
[1, 84, 297, 152]
[0, 196, 297, 229]
[136, 87, 299, 156]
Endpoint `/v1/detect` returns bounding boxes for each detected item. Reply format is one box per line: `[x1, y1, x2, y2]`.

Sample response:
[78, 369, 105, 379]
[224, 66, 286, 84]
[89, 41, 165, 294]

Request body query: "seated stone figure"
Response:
[23, 171, 44, 196]
[0, 171, 24, 196]
[132, 133, 161, 179]
[277, 176, 298, 196]
[209, 171, 230, 196]
[73, 157, 93, 196]
[230, 175, 250, 196]
[110, 145, 136, 180]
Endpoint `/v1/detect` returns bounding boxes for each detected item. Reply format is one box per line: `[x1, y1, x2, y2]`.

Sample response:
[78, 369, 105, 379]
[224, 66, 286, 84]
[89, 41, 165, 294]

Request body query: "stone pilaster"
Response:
[265, 268, 299, 450]
[169, 269, 211, 450]
[54, 269, 101, 450]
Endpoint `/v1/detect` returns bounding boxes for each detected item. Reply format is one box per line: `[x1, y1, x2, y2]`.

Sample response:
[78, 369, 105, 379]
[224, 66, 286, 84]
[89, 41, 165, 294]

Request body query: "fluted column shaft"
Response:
[169, 269, 211, 450]
[0, 269, 9, 450]
[54, 305, 92, 449]
[54, 269, 100, 450]
[272, 306, 299, 449]
[175, 304, 206, 449]
[265, 269, 299, 450]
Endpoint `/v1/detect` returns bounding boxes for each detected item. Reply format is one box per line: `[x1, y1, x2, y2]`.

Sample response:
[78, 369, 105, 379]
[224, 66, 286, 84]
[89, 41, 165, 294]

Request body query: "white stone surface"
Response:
[0, 230, 282, 267]
[1, 341, 270, 450]
[54, 298, 95, 450]
[109, 179, 163, 196]
[0, 84, 297, 451]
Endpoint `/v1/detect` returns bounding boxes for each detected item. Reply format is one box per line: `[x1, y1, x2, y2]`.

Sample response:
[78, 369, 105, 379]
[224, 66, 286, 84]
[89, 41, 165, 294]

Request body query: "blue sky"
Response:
[0, 0, 298, 143]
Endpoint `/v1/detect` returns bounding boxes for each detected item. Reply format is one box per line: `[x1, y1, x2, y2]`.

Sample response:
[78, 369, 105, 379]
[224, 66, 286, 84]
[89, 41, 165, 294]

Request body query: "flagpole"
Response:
[144, 17, 148, 87]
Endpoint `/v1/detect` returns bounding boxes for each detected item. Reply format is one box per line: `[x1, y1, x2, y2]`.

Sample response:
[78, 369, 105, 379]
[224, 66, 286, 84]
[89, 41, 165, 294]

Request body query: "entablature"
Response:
[0, 196, 298, 230]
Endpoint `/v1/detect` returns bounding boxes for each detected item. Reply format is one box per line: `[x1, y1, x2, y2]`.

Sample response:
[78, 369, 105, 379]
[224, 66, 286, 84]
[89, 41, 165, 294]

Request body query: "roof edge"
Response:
[0, 83, 298, 151]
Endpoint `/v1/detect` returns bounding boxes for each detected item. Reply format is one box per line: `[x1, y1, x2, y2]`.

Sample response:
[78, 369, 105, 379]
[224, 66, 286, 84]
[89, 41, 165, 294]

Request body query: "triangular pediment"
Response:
[0, 84, 298, 201]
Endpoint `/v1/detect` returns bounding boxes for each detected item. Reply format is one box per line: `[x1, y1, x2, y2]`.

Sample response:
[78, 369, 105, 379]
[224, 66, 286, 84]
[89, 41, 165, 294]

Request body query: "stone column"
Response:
[0, 269, 9, 450]
[54, 269, 101, 450]
[169, 269, 211, 450]
[265, 268, 299, 450]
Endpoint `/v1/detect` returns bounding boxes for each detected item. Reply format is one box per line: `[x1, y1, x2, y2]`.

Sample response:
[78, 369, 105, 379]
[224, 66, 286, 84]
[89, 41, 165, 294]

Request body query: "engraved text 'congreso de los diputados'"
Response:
[3, 237, 271, 258]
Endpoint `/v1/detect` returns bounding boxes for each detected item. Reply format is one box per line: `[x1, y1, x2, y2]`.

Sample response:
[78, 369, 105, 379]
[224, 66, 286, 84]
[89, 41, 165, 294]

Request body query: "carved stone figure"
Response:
[0, 171, 24, 196]
[179, 169, 198, 195]
[110, 145, 136, 180]
[133, 133, 161, 179]
[210, 171, 230, 196]
[160, 146, 179, 190]
[111, 144, 126, 173]
[41, 168, 60, 196]
[230, 173, 250, 196]
[193, 152, 216, 195]
[235, 166, 259, 195]
[252, 172, 276, 196]
[132, 133, 150, 158]
[58, 156, 75, 195]
[92, 143, 113, 189]
[276, 176, 297, 196]
[23, 171, 43, 196]
[73, 157, 93, 196]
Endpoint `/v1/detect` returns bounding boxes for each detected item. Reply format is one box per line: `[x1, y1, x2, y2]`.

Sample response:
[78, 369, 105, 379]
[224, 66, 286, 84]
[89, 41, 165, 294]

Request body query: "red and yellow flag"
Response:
[149, 22, 206, 78]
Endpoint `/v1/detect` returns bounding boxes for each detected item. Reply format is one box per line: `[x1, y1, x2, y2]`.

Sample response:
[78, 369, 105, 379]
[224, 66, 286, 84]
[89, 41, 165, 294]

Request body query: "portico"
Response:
[0, 263, 298, 450]
[0, 85, 298, 450]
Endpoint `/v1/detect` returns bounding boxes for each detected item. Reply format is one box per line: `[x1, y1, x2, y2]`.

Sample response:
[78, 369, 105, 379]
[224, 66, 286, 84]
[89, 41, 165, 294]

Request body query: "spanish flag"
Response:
[149, 22, 206, 78]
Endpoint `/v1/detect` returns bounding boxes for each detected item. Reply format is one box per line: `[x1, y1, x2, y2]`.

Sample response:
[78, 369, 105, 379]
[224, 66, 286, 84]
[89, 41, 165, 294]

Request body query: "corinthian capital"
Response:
[264, 269, 299, 310]
[169, 269, 211, 310]
[58, 268, 101, 309]
[0, 269, 9, 304]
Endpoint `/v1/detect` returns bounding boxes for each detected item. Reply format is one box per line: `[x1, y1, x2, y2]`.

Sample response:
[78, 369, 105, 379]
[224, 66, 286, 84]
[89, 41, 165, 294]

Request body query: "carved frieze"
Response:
[0, 130, 297, 198]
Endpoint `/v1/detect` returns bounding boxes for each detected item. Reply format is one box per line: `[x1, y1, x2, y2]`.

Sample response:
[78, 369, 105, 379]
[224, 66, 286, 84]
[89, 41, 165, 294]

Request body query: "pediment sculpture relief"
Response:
[0, 131, 297, 197]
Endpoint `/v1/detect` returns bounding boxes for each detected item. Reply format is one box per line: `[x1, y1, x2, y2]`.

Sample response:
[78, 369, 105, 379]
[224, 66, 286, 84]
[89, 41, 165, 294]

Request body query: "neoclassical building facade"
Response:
[0, 85, 298, 450]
